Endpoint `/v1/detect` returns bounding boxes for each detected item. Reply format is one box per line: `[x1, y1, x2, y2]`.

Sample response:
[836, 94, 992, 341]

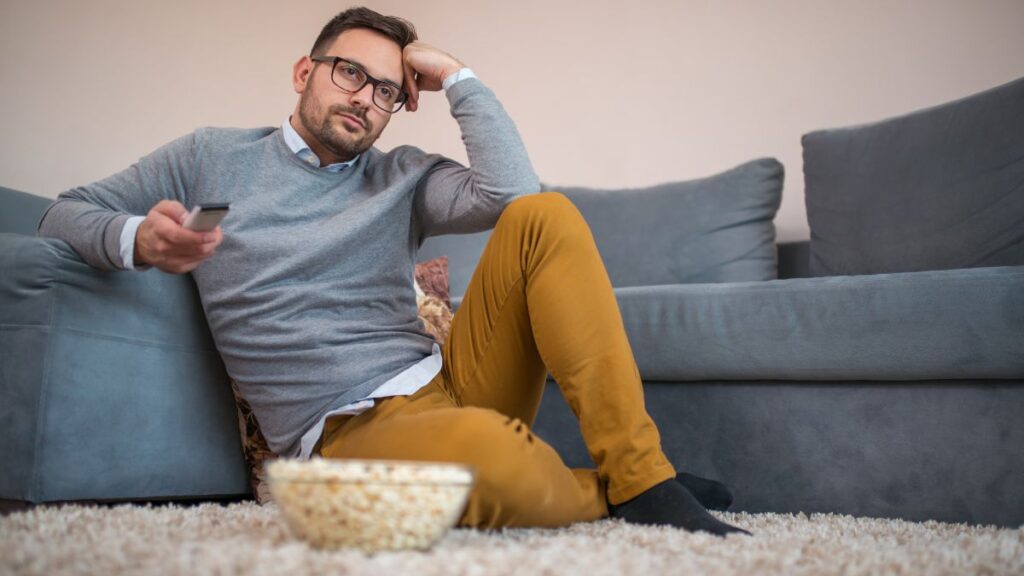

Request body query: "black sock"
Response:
[676, 472, 734, 511]
[608, 479, 752, 537]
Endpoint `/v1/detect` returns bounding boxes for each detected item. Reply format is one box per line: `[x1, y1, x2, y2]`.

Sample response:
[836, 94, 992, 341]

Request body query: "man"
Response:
[38, 7, 750, 536]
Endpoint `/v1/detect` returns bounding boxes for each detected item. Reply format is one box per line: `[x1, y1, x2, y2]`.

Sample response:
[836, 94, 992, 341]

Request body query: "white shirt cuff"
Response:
[442, 68, 476, 91]
[119, 216, 147, 270]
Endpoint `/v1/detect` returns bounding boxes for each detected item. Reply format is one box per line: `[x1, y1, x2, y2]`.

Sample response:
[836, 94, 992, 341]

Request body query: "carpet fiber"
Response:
[2, 502, 1022, 575]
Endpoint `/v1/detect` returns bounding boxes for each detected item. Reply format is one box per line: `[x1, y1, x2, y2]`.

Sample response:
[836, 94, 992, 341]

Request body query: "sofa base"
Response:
[533, 378, 1024, 528]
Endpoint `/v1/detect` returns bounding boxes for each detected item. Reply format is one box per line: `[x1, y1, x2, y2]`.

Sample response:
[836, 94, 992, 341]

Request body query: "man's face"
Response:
[292, 28, 405, 163]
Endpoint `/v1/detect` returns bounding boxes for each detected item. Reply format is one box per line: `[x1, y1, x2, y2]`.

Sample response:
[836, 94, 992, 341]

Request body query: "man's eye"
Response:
[378, 86, 394, 99]
[342, 66, 361, 78]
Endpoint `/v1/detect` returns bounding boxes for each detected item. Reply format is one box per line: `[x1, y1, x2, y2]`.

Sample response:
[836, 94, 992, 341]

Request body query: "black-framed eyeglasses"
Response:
[310, 56, 408, 113]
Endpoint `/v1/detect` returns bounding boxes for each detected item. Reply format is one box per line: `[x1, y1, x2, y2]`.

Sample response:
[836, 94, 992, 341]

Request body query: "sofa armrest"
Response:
[0, 233, 249, 502]
[0, 186, 51, 236]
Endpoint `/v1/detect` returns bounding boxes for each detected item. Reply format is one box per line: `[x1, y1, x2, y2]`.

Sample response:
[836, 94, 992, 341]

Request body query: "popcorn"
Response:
[266, 458, 475, 552]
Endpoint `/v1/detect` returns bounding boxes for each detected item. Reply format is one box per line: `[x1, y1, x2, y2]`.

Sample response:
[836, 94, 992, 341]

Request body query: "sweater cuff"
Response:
[442, 68, 476, 91]
[444, 76, 487, 108]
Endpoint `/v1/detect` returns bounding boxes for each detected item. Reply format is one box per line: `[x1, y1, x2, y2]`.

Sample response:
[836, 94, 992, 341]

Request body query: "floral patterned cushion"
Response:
[230, 256, 454, 504]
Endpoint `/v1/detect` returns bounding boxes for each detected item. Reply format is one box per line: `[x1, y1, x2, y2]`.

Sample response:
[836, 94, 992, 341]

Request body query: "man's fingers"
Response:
[159, 224, 207, 247]
[175, 237, 219, 258]
[185, 226, 222, 257]
[160, 220, 211, 246]
[150, 215, 219, 262]
[139, 203, 221, 273]
[193, 228, 223, 257]
[158, 236, 219, 262]
[147, 202, 200, 244]
[152, 200, 188, 223]
[403, 55, 419, 112]
[402, 41, 463, 97]
[207, 226, 223, 245]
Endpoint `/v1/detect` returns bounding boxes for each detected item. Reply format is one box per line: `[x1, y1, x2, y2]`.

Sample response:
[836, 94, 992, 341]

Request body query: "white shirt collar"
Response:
[281, 117, 358, 172]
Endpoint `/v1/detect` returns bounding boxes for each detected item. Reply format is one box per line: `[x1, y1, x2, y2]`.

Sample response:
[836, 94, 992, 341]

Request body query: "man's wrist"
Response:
[120, 215, 146, 270]
[442, 68, 476, 91]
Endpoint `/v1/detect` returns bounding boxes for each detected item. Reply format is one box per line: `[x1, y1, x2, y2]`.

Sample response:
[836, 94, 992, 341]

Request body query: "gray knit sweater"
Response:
[37, 78, 540, 457]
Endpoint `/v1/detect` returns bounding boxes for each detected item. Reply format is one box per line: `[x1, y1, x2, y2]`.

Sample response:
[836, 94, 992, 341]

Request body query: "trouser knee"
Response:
[503, 191, 583, 224]
[499, 191, 591, 247]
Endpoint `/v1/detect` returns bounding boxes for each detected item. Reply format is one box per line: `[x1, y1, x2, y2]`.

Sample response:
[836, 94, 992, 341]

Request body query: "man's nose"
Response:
[349, 82, 375, 108]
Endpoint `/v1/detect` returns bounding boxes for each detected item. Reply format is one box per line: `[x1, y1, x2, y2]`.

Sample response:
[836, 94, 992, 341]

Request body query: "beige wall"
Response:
[2, 0, 1023, 241]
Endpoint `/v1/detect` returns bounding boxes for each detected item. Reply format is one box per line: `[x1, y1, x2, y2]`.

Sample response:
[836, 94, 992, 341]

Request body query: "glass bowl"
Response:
[266, 457, 475, 552]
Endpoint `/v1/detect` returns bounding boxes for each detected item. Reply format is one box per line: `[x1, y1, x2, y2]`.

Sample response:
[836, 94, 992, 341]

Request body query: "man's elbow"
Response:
[35, 200, 61, 237]
[512, 174, 542, 197]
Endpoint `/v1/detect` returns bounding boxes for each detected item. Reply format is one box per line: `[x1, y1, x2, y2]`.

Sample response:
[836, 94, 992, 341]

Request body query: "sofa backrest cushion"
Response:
[802, 75, 1024, 276]
[552, 158, 784, 287]
[419, 158, 784, 296]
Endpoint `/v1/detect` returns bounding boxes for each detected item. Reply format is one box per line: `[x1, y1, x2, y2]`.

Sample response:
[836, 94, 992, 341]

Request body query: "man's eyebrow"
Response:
[340, 56, 404, 88]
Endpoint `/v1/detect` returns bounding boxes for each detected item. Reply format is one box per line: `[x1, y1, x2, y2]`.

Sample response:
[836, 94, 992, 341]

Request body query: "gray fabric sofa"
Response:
[3, 76, 1022, 527]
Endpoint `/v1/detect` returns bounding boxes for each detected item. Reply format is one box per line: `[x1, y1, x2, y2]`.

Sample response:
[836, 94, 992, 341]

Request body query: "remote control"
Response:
[183, 203, 230, 232]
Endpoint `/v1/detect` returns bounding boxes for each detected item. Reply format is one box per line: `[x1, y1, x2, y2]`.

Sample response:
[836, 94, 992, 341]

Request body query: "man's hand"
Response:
[402, 41, 466, 113]
[134, 200, 223, 274]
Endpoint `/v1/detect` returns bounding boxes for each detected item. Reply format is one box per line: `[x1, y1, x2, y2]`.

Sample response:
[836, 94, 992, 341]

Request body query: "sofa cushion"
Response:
[0, 186, 51, 235]
[549, 158, 784, 286]
[419, 158, 784, 295]
[803, 76, 1024, 277]
[0, 233, 249, 502]
[615, 265, 1024, 381]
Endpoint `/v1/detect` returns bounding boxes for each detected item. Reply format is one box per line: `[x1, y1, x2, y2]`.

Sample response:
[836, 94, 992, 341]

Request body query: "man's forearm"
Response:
[444, 76, 540, 197]
[37, 198, 136, 271]
[35, 131, 196, 271]
[411, 74, 541, 239]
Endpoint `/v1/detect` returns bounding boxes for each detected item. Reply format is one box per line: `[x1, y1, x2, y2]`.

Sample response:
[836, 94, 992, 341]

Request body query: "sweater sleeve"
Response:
[36, 131, 198, 271]
[412, 77, 540, 241]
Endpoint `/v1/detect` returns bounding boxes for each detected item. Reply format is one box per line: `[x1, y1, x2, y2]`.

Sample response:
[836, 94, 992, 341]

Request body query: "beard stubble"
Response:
[298, 91, 378, 162]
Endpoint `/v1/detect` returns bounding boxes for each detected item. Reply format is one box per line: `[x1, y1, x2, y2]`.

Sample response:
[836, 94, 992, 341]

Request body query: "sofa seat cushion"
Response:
[614, 265, 1024, 381]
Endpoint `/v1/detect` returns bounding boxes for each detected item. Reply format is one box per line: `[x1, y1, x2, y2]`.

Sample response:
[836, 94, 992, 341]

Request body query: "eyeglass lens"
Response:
[333, 62, 404, 112]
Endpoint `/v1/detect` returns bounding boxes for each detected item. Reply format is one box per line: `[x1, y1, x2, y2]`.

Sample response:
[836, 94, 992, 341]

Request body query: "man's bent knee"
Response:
[500, 191, 588, 236]
[504, 191, 577, 217]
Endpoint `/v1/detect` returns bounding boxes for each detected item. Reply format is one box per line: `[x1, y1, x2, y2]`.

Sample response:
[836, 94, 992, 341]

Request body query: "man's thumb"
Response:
[154, 200, 188, 225]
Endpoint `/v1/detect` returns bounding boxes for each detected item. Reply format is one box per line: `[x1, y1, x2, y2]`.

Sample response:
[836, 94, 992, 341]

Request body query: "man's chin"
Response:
[327, 122, 376, 151]
[323, 134, 374, 161]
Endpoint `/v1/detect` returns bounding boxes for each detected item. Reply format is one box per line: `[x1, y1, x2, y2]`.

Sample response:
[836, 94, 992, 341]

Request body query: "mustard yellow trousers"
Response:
[315, 192, 676, 529]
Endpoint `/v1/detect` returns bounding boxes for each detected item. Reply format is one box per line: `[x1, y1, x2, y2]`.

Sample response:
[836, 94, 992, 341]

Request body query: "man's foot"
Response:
[676, 472, 734, 511]
[608, 479, 752, 537]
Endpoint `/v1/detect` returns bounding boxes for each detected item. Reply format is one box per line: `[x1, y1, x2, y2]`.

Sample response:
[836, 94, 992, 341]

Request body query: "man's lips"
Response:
[338, 112, 365, 129]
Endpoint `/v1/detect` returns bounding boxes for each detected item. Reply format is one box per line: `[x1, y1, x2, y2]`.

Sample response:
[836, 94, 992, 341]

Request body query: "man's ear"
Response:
[292, 55, 313, 94]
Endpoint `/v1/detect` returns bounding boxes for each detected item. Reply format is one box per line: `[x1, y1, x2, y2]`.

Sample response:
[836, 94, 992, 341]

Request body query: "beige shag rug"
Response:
[2, 502, 1022, 575]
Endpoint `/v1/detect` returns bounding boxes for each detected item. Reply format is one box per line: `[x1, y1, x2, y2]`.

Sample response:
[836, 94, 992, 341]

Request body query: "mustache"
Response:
[328, 105, 370, 129]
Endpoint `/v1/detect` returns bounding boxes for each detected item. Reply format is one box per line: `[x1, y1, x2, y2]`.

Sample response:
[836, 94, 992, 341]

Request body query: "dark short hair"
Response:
[310, 6, 418, 56]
